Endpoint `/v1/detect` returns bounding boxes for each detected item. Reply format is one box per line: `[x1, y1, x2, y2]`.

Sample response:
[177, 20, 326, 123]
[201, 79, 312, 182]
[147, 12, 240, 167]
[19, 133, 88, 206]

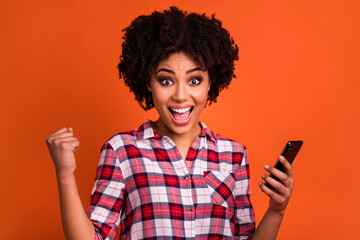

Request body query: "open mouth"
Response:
[168, 107, 194, 125]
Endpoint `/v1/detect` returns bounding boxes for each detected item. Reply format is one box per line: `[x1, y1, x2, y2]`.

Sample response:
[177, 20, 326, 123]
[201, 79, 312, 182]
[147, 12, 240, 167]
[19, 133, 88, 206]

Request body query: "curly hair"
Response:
[118, 6, 239, 110]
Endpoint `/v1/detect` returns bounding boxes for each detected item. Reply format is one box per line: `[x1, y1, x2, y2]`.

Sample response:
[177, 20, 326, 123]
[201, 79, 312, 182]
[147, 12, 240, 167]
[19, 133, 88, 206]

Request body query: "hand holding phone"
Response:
[264, 141, 303, 191]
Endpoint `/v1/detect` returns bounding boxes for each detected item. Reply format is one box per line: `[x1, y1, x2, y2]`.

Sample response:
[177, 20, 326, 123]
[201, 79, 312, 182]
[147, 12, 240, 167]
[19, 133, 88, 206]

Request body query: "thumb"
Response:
[73, 141, 80, 152]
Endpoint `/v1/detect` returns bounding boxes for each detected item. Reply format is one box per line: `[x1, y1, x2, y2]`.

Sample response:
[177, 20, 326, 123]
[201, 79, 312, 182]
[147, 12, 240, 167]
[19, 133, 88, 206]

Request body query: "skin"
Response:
[247, 156, 295, 240]
[148, 52, 211, 160]
[46, 127, 95, 240]
[46, 51, 294, 240]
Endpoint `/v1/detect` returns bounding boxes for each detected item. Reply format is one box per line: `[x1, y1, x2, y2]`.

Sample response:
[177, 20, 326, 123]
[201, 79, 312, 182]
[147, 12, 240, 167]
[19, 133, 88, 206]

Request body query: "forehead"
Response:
[155, 52, 202, 71]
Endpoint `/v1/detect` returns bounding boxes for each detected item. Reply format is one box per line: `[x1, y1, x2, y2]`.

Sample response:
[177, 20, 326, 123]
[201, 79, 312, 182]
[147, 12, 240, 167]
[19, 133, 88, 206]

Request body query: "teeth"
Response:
[171, 107, 191, 113]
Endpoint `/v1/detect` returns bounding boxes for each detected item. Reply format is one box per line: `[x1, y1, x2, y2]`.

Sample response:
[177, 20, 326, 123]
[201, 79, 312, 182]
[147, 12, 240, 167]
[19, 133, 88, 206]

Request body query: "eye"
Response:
[159, 78, 173, 86]
[189, 78, 201, 85]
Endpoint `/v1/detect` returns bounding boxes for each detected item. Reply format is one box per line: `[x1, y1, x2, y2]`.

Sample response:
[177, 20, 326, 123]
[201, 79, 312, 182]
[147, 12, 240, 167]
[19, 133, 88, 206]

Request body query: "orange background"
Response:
[1, 0, 359, 239]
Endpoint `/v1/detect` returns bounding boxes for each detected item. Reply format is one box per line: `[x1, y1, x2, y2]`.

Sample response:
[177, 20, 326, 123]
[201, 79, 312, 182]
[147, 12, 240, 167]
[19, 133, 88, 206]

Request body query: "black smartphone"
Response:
[265, 140, 303, 190]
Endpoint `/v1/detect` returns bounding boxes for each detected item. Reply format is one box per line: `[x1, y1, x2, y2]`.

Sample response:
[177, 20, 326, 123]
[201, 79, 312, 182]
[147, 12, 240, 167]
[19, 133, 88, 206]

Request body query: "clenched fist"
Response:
[46, 127, 80, 178]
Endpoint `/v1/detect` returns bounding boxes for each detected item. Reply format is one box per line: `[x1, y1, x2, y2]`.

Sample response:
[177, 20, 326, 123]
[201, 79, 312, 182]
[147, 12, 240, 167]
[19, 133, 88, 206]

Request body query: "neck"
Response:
[153, 120, 201, 147]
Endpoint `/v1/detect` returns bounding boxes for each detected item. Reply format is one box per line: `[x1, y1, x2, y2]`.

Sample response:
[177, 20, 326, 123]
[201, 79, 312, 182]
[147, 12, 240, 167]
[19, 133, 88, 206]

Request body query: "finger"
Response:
[52, 136, 78, 146]
[54, 132, 75, 138]
[57, 136, 79, 142]
[50, 129, 73, 139]
[258, 181, 282, 199]
[259, 181, 290, 208]
[73, 146, 79, 153]
[265, 159, 294, 189]
[279, 156, 294, 179]
[264, 164, 289, 186]
[261, 173, 287, 194]
[46, 132, 75, 145]
[52, 127, 68, 136]
[57, 138, 80, 151]
[68, 140, 80, 152]
[50, 127, 75, 137]
[46, 128, 67, 142]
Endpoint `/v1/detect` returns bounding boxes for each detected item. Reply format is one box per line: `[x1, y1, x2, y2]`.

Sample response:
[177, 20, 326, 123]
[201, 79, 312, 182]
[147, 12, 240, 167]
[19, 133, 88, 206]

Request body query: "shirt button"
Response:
[184, 175, 189, 180]
[187, 208, 193, 212]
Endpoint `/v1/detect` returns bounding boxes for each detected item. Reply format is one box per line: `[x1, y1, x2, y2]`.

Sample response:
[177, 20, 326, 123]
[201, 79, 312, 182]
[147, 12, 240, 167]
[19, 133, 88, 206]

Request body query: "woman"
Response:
[46, 7, 294, 240]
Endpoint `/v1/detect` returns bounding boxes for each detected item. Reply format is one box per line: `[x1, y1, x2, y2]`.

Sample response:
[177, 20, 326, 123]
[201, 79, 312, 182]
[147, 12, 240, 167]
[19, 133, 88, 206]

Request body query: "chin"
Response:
[168, 120, 198, 136]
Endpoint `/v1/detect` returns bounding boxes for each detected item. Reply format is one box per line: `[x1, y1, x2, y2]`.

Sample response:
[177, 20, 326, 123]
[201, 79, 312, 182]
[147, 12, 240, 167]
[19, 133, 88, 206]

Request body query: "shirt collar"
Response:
[199, 122, 217, 143]
[136, 120, 217, 143]
[136, 119, 161, 140]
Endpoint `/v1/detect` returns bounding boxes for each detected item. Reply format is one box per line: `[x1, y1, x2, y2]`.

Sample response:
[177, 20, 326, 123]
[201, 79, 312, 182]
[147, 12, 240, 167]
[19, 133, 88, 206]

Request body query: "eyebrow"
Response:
[156, 67, 204, 75]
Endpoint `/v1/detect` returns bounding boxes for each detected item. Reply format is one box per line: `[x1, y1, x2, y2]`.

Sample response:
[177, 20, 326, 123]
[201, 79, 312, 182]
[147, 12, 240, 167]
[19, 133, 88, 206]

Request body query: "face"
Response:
[148, 52, 210, 138]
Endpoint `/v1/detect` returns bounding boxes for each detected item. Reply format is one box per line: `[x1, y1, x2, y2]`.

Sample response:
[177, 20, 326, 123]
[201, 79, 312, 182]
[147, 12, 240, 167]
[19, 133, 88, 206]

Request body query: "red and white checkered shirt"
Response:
[87, 120, 255, 240]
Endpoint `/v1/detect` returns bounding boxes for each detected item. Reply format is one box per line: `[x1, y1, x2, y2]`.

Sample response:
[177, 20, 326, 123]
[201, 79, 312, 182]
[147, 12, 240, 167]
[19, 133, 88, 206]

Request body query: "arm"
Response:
[46, 127, 95, 240]
[234, 147, 256, 238]
[86, 142, 125, 239]
[247, 156, 295, 240]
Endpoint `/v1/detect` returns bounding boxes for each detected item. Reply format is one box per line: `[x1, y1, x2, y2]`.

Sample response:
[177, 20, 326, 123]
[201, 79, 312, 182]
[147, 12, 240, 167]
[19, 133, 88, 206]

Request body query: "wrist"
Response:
[55, 168, 76, 182]
[267, 206, 286, 217]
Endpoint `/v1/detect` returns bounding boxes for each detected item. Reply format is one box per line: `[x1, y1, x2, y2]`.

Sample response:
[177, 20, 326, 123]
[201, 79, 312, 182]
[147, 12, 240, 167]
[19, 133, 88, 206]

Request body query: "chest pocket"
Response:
[203, 171, 236, 208]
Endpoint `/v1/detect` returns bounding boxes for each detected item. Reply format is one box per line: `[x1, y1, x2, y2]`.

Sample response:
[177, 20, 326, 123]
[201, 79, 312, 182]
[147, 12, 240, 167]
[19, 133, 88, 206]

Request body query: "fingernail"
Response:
[279, 156, 285, 161]
[261, 174, 266, 179]
[258, 181, 263, 186]
[264, 165, 269, 170]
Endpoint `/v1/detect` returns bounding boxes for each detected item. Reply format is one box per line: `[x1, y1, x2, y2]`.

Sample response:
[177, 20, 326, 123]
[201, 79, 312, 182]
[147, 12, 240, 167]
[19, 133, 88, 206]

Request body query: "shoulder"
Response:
[105, 129, 138, 150]
[202, 125, 248, 169]
[213, 132, 247, 157]
[201, 122, 246, 154]
[102, 120, 153, 152]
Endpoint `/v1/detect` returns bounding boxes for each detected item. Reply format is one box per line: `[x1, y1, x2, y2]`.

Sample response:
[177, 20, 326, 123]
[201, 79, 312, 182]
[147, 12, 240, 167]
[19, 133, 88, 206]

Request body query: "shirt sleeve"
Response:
[86, 142, 126, 240]
[234, 147, 255, 239]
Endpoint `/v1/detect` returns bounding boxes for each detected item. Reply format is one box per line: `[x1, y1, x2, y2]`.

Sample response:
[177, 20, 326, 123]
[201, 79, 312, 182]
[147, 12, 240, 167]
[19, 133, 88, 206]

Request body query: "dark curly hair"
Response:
[118, 6, 239, 110]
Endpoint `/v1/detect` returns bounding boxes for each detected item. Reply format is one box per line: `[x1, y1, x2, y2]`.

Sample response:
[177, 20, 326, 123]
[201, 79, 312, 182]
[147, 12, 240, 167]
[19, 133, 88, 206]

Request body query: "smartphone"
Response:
[265, 140, 303, 190]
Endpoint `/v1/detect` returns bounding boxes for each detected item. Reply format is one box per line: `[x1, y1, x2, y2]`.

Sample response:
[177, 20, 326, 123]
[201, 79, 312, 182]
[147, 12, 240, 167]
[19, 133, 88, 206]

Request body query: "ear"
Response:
[146, 78, 152, 92]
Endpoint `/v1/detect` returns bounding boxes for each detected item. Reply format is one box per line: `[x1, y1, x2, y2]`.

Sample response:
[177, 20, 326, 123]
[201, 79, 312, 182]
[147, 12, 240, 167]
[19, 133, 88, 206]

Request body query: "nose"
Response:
[172, 82, 188, 102]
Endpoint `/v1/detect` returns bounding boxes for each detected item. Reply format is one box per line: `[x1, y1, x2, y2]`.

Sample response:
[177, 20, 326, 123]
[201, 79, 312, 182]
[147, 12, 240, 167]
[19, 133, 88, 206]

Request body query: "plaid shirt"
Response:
[87, 120, 255, 240]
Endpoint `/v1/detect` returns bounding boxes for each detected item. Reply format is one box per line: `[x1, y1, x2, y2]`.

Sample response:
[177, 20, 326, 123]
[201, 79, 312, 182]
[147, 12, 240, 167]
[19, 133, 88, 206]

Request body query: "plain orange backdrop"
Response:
[1, 0, 359, 239]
